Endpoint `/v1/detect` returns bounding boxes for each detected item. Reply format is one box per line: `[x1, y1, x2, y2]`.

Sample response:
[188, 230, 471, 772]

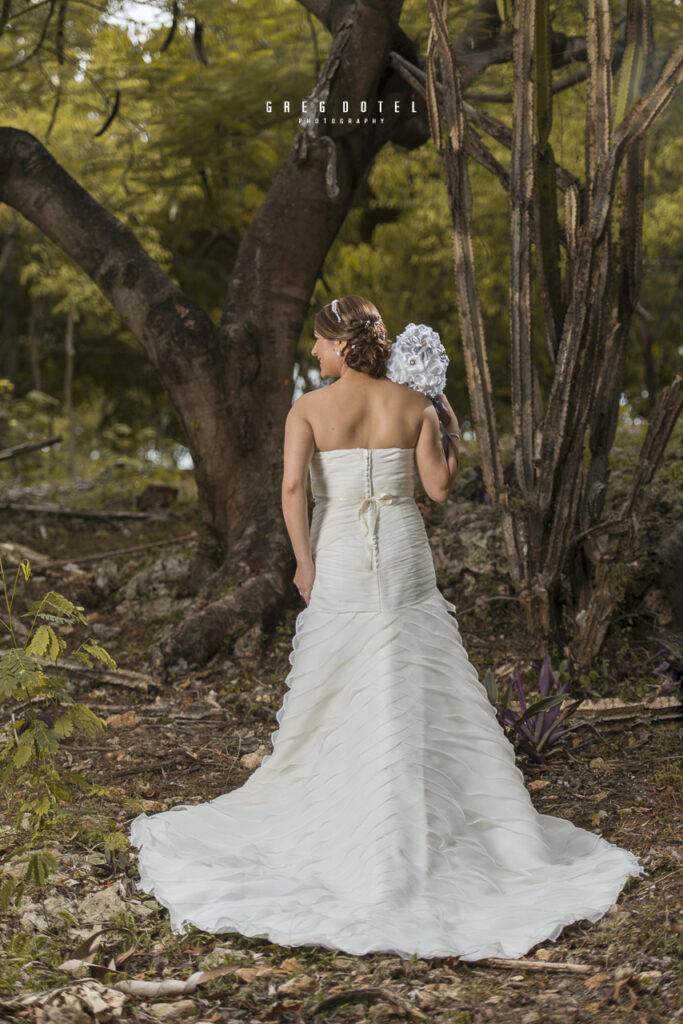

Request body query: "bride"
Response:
[285, 295, 460, 607]
[130, 294, 645, 961]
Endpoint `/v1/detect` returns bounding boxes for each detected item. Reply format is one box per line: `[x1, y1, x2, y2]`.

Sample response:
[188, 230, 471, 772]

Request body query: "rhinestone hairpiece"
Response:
[331, 299, 342, 322]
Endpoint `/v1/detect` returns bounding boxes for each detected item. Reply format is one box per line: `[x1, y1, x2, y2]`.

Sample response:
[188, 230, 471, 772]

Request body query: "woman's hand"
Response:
[435, 393, 460, 435]
[294, 559, 316, 606]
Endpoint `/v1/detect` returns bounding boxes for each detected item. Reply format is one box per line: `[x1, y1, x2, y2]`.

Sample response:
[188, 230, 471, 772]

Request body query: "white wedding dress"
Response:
[130, 447, 645, 960]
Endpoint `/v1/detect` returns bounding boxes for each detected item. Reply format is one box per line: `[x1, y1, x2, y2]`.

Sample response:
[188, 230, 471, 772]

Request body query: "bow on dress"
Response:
[357, 494, 401, 570]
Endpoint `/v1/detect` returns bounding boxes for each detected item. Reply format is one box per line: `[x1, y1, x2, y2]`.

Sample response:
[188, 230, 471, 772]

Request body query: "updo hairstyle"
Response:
[314, 295, 393, 378]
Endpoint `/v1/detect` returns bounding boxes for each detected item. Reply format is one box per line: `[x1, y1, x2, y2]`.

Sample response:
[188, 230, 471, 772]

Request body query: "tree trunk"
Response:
[1, 223, 19, 387]
[64, 308, 76, 480]
[28, 298, 42, 392]
[427, 0, 683, 668]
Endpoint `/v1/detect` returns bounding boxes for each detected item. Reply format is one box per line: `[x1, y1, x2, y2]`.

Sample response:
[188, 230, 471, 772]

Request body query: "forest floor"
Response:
[0, 424, 681, 1024]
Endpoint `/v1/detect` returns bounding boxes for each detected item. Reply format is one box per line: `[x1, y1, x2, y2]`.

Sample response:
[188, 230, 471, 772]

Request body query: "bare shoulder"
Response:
[382, 377, 433, 409]
[289, 389, 319, 417]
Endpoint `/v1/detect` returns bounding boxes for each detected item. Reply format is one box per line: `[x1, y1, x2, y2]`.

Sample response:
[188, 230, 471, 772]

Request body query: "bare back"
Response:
[302, 376, 430, 451]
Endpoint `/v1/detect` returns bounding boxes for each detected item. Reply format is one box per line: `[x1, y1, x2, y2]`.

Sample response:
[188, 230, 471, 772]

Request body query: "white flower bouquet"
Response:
[385, 322, 448, 398]
[386, 323, 455, 455]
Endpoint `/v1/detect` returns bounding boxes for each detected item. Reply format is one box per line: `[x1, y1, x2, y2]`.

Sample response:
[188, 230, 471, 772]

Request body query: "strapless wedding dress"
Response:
[130, 447, 645, 960]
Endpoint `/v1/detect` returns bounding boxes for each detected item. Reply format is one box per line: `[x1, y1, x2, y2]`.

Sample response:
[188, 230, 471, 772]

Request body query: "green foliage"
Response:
[0, 557, 113, 833]
[0, 377, 193, 483]
[0, 0, 679, 449]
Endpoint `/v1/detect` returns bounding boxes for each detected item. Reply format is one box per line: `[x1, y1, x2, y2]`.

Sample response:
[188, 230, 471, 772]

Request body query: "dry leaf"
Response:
[0, 980, 127, 1020]
[584, 972, 611, 990]
[279, 957, 304, 972]
[106, 710, 140, 728]
[276, 974, 316, 996]
[231, 966, 266, 983]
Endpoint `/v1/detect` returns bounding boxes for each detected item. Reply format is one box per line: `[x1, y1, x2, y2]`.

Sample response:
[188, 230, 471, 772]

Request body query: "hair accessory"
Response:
[331, 299, 342, 322]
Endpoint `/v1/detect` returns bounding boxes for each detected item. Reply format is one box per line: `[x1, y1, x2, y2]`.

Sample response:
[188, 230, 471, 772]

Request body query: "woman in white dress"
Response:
[130, 294, 645, 961]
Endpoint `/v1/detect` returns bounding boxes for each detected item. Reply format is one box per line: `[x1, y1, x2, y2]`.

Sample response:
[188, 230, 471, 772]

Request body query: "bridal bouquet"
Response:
[386, 323, 455, 454]
[386, 323, 448, 398]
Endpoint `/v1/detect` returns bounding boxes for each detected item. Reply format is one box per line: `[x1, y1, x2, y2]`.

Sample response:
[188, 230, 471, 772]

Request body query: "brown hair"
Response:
[314, 295, 393, 378]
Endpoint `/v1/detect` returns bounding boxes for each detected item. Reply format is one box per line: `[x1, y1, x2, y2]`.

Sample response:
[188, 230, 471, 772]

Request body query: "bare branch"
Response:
[296, 0, 332, 28]
[625, 360, 683, 517]
[0, 127, 219, 400]
[0, 0, 55, 71]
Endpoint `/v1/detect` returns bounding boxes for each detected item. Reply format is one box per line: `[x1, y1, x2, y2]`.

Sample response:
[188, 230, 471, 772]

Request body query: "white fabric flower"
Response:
[385, 323, 449, 398]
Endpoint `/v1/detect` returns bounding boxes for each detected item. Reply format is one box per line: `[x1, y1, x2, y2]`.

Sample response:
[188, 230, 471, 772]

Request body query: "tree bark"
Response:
[64, 308, 76, 480]
[28, 298, 42, 392]
[1, 223, 19, 386]
[427, 0, 683, 667]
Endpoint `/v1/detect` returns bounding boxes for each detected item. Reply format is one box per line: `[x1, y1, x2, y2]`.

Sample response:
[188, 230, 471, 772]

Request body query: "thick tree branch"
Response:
[0, 129, 216, 370]
[296, 0, 332, 26]
[509, 0, 536, 497]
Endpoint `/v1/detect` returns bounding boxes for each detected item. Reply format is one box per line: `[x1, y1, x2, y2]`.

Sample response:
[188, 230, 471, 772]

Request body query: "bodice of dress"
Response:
[308, 447, 436, 611]
[310, 447, 416, 571]
[310, 446, 416, 501]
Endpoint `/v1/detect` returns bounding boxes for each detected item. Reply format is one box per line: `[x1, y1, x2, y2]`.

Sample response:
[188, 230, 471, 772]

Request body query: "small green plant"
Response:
[0, 556, 116, 898]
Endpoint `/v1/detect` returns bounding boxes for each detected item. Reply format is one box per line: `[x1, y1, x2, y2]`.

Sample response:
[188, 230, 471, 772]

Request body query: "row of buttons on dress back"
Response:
[365, 450, 381, 571]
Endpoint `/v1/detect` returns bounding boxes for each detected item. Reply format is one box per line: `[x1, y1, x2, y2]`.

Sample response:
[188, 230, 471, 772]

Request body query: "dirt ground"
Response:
[0, 437, 681, 1024]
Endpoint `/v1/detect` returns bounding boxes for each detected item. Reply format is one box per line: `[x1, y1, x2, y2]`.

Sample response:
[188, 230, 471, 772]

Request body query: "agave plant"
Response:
[484, 657, 584, 763]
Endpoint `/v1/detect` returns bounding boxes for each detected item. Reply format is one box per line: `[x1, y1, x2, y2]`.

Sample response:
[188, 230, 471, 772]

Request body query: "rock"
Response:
[20, 907, 49, 932]
[43, 893, 75, 919]
[149, 1000, 197, 1020]
[636, 971, 662, 988]
[233, 624, 263, 659]
[533, 948, 554, 960]
[91, 561, 120, 599]
[92, 622, 121, 640]
[78, 882, 127, 923]
[59, 959, 92, 979]
[127, 898, 157, 918]
[240, 746, 269, 771]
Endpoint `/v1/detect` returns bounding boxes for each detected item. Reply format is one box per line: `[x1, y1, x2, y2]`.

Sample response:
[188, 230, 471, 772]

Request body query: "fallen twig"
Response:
[472, 957, 593, 972]
[113, 964, 236, 996]
[3, 531, 197, 573]
[0, 434, 62, 461]
[311, 985, 427, 1018]
[40, 658, 161, 692]
[0, 500, 167, 520]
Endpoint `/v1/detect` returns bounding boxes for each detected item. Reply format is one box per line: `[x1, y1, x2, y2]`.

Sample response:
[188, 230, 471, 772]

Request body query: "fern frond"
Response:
[24, 851, 58, 887]
[23, 591, 88, 627]
[81, 638, 117, 669]
[26, 624, 66, 661]
[0, 649, 46, 700]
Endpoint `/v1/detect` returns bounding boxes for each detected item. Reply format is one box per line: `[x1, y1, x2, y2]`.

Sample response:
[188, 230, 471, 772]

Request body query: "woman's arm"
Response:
[415, 397, 460, 503]
[281, 403, 316, 603]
